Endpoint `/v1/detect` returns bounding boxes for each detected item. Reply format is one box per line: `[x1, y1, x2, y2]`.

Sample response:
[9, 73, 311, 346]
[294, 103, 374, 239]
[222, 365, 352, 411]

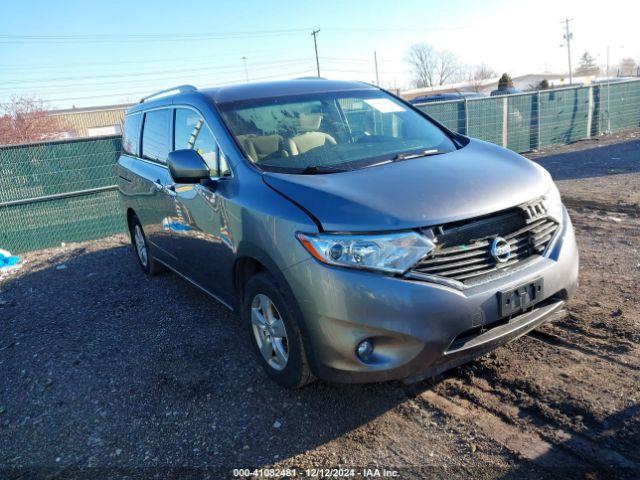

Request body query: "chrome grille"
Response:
[410, 200, 559, 285]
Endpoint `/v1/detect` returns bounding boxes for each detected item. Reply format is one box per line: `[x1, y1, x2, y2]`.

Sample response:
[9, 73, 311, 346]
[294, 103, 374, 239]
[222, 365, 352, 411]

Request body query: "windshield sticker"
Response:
[364, 98, 406, 113]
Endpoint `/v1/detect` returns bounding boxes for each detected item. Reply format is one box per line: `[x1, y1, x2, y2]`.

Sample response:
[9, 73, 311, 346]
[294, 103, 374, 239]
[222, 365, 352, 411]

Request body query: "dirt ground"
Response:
[1, 132, 639, 479]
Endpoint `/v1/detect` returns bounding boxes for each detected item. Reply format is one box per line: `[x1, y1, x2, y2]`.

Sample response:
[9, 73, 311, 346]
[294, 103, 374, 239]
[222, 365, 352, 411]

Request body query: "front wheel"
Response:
[242, 272, 314, 388]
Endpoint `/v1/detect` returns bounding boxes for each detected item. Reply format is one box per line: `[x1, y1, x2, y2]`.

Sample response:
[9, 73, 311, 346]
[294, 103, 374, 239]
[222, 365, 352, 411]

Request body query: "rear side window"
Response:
[122, 113, 142, 156]
[142, 109, 171, 163]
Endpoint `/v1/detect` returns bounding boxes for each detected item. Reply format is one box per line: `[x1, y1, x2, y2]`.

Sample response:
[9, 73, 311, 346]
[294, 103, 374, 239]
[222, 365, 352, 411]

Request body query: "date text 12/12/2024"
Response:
[233, 468, 400, 478]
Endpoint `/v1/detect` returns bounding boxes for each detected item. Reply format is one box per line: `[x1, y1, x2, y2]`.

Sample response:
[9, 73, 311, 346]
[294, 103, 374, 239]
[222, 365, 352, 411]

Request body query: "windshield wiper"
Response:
[299, 165, 349, 174]
[392, 149, 441, 161]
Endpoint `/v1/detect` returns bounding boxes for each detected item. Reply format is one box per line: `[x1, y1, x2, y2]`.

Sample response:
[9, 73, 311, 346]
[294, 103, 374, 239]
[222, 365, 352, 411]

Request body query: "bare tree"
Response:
[406, 43, 436, 88]
[436, 50, 460, 86]
[467, 64, 498, 92]
[0, 96, 68, 146]
[406, 43, 461, 88]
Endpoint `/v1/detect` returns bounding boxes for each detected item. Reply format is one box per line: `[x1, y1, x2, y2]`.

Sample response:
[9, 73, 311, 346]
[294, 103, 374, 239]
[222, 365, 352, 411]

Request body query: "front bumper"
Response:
[283, 207, 579, 383]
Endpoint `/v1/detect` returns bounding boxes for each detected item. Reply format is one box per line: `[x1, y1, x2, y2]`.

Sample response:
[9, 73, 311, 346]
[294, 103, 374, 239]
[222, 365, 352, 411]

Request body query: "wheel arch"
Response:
[232, 243, 319, 376]
[126, 208, 137, 238]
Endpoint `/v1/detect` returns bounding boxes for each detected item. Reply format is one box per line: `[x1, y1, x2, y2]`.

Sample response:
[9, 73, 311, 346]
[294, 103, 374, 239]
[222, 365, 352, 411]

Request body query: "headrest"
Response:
[251, 134, 282, 154]
[297, 112, 322, 132]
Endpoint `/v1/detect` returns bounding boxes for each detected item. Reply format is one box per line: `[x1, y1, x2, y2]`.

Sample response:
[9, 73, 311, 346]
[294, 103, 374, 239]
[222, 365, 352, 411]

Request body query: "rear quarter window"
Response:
[122, 113, 142, 156]
[141, 109, 171, 163]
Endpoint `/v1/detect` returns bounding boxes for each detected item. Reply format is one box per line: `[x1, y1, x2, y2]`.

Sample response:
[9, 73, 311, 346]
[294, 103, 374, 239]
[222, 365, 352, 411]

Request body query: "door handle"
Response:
[153, 180, 176, 197]
[164, 184, 176, 197]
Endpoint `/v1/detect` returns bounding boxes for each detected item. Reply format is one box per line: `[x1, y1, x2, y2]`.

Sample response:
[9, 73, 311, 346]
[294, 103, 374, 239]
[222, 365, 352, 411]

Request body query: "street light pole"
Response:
[241, 56, 249, 82]
[311, 29, 321, 77]
[373, 51, 380, 86]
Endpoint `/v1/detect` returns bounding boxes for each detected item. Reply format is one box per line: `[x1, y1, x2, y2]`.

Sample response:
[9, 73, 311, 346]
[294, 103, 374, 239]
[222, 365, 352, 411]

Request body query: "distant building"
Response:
[47, 103, 131, 139]
[400, 73, 598, 101]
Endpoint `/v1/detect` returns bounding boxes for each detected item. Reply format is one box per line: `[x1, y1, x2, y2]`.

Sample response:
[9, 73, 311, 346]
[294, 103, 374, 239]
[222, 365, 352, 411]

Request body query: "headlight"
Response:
[545, 183, 563, 224]
[296, 231, 435, 274]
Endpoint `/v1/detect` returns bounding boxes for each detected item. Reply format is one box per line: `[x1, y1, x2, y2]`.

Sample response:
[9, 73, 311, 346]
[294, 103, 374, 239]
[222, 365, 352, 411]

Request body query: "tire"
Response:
[129, 215, 164, 276]
[242, 272, 314, 388]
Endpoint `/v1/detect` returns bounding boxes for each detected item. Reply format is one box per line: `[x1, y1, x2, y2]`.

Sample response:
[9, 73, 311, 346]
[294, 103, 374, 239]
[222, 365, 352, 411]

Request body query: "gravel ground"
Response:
[1, 133, 639, 479]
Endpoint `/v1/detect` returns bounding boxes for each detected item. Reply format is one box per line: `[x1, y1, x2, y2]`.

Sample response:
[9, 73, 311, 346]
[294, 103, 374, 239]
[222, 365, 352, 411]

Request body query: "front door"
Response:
[166, 107, 236, 303]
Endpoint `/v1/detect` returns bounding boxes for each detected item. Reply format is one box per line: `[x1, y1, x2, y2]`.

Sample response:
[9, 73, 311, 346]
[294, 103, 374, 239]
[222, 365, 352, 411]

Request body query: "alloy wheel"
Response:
[134, 225, 148, 267]
[251, 293, 289, 370]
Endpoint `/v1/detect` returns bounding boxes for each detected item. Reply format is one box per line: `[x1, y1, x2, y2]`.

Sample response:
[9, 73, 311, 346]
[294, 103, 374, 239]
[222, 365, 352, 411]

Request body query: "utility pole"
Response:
[241, 56, 249, 82]
[311, 29, 321, 77]
[373, 51, 380, 86]
[562, 18, 573, 84]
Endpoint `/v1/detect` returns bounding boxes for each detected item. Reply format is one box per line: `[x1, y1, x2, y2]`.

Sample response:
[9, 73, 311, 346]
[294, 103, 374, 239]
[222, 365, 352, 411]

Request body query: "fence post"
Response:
[502, 96, 508, 147]
[586, 85, 594, 139]
[537, 91, 542, 150]
[464, 98, 469, 135]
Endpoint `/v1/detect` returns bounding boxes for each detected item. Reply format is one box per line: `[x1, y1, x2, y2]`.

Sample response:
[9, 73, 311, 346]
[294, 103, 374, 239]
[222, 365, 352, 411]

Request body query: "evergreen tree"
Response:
[536, 79, 550, 90]
[575, 52, 600, 76]
[497, 73, 513, 90]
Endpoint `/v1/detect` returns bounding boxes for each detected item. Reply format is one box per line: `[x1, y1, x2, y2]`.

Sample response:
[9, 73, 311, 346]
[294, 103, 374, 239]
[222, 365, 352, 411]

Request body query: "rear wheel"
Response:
[129, 215, 164, 276]
[243, 272, 314, 388]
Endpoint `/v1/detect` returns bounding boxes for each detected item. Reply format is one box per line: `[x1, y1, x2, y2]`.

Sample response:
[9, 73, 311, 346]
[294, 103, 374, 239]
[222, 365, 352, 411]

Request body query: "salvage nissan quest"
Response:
[117, 79, 579, 388]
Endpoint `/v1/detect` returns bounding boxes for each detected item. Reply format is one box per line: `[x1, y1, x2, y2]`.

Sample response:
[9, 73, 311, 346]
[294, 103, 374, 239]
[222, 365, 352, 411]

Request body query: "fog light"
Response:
[356, 339, 374, 361]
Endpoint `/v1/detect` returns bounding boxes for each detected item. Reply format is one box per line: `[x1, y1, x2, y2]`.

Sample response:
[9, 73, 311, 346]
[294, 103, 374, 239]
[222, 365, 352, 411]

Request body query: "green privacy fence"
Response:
[0, 136, 125, 253]
[0, 136, 121, 204]
[417, 78, 640, 151]
[0, 188, 124, 253]
[1, 79, 639, 254]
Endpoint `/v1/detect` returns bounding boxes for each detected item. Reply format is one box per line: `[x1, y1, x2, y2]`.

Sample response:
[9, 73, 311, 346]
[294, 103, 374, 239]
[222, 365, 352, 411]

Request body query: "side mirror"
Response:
[167, 149, 209, 184]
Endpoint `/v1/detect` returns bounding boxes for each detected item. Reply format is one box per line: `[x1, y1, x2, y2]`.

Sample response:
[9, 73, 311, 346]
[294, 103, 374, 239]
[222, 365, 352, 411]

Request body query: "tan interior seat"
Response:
[237, 134, 285, 162]
[287, 113, 336, 155]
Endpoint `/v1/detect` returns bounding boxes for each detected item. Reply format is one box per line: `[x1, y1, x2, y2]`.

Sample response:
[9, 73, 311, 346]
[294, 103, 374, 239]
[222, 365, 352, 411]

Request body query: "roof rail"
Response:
[139, 85, 197, 103]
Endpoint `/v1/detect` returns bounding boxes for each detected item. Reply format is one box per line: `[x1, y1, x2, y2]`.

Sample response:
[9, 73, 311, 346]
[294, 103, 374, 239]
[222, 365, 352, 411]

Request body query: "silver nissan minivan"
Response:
[117, 79, 579, 388]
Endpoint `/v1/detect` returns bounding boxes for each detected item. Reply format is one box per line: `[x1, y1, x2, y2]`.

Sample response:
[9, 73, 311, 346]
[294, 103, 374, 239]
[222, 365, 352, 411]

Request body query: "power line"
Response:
[1, 52, 411, 95]
[0, 64, 318, 95]
[321, 56, 405, 64]
[322, 26, 476, 33]
[321, 68, 406, 75]
[0, 25, 477, 44]
[2, 57, 409, 95]
[30, 69, 318, 104]
[0, 46, 312, 71]
[0, 58, 312, 86]
[0, 29, 314, 44]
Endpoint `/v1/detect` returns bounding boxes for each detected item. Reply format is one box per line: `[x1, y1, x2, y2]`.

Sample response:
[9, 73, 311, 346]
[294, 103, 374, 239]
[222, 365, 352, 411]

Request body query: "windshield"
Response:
[217, 89, 458, 173]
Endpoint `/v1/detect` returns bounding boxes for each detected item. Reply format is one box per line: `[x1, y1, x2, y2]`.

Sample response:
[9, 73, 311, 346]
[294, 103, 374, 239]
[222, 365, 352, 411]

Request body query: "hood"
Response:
[263, 139, 552, 232]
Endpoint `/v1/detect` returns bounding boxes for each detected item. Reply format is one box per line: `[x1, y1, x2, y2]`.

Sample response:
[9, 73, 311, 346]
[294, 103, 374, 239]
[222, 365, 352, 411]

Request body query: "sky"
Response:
[1, 0, 638, 109]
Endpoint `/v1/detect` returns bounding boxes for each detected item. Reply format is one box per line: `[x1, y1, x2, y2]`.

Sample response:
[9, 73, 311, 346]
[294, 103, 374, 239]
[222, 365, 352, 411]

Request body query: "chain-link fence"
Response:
[0, 136, 125, 253]
[416, 78, 640, 151]
[1, 79, 639, 254]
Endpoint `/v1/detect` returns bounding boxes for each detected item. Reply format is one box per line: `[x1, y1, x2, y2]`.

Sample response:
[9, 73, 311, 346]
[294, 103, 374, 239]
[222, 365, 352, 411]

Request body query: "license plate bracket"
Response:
[498, 278, 544, 317]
